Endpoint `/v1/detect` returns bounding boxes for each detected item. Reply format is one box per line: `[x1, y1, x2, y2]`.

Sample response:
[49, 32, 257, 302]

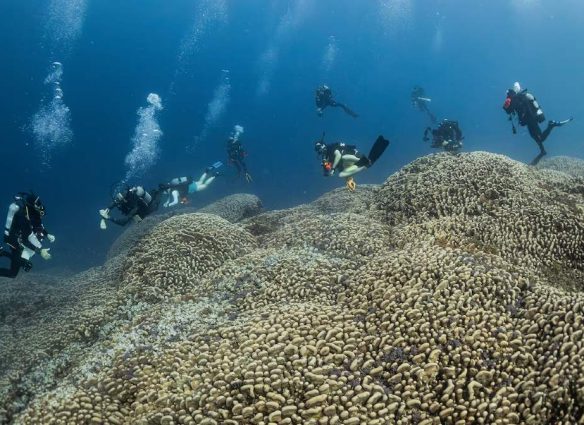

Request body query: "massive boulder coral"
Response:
[255, 212, 393, 265]
[6, 152, 584, 425]
[537, 155, 584, 178]
[121, 213, 257, 302]
[107, 193, 262, 260]
[310, 184, 380, 215]
[0, 256, 126, 424]
[198, 193, 263, 223]
[375, 152, 584, 276]
[201, 247, 350, 311]
[15, 245, 584, 425]
[342, 245, 584, 424]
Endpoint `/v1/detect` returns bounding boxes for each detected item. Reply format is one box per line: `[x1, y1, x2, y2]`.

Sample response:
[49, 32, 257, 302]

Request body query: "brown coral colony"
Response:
[2, 152, 584, 424]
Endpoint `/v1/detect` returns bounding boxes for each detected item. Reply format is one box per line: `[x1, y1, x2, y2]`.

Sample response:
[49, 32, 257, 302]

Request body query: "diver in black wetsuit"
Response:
[99, 186, 161, 229]
[0, 193, 54, 278]
[315, 85, 358, 118]
[315, 134, 389, 191]
[227, 128, 252, 183]
[503, 82, 573, 166]
[424, 119, 464, 153]
[411, 86, 437, 124]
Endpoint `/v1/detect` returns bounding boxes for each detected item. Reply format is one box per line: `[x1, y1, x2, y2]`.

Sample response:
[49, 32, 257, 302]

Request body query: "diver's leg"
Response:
[424, 106, 437, 124]
[341, 154, 360, 164]
[539, 122, 555, 143]
[530, 149, 546, 166]
[196, 173, 209, 186]
[336, 102, 359, 118]
[339, 165, 367, 178]
[527, 122, 546, 149]
[166, 190, 180, 207]
[527, 122, 546, 166]
[195, 176, 215, 191]
[233, 161, 242, 175]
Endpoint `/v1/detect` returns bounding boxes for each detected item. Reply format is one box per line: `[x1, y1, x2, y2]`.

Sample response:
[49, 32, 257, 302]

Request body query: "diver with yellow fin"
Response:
[315, 134, 389, 191]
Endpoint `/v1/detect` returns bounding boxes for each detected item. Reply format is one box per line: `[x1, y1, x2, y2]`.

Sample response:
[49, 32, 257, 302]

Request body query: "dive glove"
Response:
[99, 209, 110, 220]
[40, 248, 51, 260]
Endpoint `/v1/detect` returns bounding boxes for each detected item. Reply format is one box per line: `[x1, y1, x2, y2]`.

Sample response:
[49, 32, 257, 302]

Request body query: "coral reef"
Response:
[3, 153, 584, 425]
[107, 194, 262, 260]
[376, 152, 584, 283]
[537, 155, 584, 178]
[121, 213, 258, 302]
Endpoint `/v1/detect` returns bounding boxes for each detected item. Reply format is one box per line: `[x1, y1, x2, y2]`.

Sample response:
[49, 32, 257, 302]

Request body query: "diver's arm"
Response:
[4, 203, 19, 238]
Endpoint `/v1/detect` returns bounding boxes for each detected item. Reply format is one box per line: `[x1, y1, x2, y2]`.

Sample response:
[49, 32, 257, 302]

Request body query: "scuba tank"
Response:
[524, 91, 545, 123]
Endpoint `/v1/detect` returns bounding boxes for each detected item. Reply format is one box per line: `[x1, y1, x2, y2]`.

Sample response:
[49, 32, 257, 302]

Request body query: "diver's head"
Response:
[315, 141, 326, 155]
[512, 82, 521, 94]
[26, 193, 45, 217]
[135, 186, 145, 197]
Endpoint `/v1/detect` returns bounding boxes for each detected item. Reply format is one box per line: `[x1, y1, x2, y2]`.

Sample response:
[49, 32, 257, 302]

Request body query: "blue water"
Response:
[0, 0, 583, 271]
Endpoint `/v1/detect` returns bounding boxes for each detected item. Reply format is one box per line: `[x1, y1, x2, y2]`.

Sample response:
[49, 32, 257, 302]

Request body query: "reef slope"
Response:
[1, 153, 584, 425]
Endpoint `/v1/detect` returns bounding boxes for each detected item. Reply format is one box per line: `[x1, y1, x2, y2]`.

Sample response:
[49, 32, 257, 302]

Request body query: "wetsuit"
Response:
[425, 120, 463, 152]
[108, 188, 161, 226]
[227, 139, 249, 176]
[163, 177, 193, 201]
[411, 86, 437, 124]
[504, 89, 561, 165]
[0, 199, 47, 278]
[319, 142, 365, 176]
[315, 86, 358, 118]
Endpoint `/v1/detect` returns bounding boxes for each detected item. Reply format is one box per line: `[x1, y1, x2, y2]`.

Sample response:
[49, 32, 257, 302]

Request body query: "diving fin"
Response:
[206, 161, 224, 176]
[368, 135, 390, 166]
[549, 117, 573, 128]
[354, 136, 390, 168]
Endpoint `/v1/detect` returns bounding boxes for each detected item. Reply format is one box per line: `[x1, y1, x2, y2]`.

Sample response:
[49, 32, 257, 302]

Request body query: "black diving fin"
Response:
[357, 135, 390, 167]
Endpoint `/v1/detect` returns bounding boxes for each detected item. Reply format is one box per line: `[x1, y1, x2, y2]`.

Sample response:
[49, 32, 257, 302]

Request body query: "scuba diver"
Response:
[315, 133, 390, 191]
[423, 119, 464, 153]
[227, 125, 253, 183]
[160, 162, 223, 208]
[315, 85, 358, 118]
[99, 186, 162, 229]
[503, 82, 573, 166]
[411, 86, 437, 124]
[1, 193, 54, 278]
